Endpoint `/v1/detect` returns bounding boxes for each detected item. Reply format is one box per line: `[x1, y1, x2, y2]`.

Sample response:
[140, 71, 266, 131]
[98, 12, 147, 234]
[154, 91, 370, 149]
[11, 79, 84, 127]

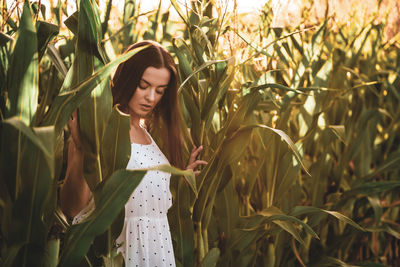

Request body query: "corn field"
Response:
[0, 0, 399, 266]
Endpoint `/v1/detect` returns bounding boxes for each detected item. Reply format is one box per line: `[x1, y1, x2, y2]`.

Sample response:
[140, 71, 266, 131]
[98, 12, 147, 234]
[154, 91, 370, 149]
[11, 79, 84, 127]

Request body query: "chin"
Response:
[138, 111, 152, 118]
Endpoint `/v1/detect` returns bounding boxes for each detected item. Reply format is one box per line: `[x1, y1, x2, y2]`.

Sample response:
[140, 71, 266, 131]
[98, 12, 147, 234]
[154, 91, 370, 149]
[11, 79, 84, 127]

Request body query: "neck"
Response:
[129, 113, 141, 129]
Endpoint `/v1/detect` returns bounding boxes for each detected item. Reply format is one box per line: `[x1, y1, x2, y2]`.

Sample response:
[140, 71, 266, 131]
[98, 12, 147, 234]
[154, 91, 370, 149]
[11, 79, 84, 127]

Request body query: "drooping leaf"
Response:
[259, 206, 319, 245]
[36, 21, 59, 62]
[241, 124, 310, 176]
[150, 164, 197, 196]
[3, 117, 52, 159]
[290, 206, 365, 232]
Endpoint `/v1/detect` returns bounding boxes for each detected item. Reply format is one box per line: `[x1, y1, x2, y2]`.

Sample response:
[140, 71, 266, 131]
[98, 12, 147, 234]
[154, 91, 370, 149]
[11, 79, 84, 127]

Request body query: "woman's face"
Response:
[128, 66, 170, 119]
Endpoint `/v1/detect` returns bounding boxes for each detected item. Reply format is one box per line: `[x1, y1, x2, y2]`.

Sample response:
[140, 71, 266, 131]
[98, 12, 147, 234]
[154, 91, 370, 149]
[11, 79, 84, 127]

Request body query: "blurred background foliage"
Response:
[0, 0, 399, 266]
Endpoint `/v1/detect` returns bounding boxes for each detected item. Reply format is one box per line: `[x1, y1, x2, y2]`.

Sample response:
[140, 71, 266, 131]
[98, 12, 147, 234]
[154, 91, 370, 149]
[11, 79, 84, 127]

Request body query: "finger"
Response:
[194, 170, 201, 176]
[194, 160, 208, 166]
[187, 160, 208, 170]
[189, 145, 203, 163]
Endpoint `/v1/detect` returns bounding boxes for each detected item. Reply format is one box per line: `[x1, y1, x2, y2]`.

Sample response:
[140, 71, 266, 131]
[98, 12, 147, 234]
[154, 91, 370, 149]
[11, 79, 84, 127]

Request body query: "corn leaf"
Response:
[200, 248, 220, 267]
[6, 1, 38, 126]
[36, 21, 59, 62]
[100, 106, 131, 180]
[290, 206, 365, 232]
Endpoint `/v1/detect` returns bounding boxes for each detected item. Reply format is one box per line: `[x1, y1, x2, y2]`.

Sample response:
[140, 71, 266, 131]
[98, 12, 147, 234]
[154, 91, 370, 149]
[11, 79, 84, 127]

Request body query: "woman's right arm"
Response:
[60, 110, 92, 219]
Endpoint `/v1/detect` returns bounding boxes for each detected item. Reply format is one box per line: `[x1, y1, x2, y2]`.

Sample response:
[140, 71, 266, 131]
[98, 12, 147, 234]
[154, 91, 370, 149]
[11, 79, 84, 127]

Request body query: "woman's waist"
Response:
[124, 214, 171, 221]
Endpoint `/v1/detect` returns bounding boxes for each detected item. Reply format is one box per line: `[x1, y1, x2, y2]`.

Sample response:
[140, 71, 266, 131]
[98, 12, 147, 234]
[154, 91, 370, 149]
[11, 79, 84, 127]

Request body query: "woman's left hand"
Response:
[186, 145, 208, 175]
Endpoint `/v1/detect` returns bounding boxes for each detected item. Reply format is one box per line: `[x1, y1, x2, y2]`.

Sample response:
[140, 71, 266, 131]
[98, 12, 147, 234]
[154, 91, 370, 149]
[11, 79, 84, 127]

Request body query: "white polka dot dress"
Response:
[116, 128, 176, 267]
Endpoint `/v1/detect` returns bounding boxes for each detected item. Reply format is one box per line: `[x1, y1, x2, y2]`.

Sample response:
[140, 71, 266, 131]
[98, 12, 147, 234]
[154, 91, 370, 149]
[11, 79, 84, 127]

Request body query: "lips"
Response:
[140, 104, 153, 111]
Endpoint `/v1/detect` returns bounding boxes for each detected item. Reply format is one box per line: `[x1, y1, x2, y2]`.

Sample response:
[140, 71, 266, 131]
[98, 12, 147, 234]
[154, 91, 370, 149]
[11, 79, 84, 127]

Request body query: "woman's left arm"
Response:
[186, 145, 208, 175]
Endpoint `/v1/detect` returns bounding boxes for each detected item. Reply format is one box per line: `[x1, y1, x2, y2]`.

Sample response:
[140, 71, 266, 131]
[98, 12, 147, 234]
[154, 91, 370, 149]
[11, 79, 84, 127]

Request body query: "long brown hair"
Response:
[111, 40, 185, 168]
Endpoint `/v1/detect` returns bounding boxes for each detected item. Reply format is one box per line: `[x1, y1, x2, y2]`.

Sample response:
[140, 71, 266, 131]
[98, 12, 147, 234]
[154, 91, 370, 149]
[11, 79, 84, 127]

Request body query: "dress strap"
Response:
[140, 125, 155, 145]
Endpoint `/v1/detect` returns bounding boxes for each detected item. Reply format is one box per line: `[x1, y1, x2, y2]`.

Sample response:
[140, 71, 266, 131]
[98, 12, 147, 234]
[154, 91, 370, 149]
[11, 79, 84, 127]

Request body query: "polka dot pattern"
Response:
[116, 128, 176, 267]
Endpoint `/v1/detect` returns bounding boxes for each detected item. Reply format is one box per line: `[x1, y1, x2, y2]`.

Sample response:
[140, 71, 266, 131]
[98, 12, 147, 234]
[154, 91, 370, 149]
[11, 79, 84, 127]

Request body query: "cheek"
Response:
[155, 94, 165, 106]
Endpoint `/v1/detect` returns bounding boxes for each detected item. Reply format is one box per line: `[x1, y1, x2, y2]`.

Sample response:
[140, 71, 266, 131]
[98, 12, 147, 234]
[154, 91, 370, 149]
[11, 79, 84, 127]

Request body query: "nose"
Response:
[145, 88, 156, 103]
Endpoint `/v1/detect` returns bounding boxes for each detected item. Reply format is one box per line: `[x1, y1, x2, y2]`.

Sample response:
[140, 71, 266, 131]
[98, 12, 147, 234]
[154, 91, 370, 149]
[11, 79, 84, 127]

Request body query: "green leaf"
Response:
[168, 177, 195, 267]
[251, 82, 308, 96]
[64, 11, 78, 35]
[200, 248, 220, 267]
[361, 152, 400, 180]
[36, 21, 59, 62]
[6, 139, 53, 266]
[32, 125, 56, 178]
[320, 257, 358, 267]
[6, 1, 38, 126]
[149, 164, 197, 196]
[173, 39, 195, 85]
[42, 239, 60, 267]
[266, 214, 319, 242]
[0, 32, 14, 46]
[290, 206, 365, 232]
[170, 0, 189, 26]
[46, 44, 68, 77]
[202, 67, 235, 131]
[100, 106, 131, 180]
[79, 75, 112, 187]
[72, 0, 113, 188]
[1, 243, 26, 267]
[3, 117, 56, 178]
[329, 125, 347, 145]
[3, 117, 52, 159]
[243, 124, 310, 176]
[178, 58, 233, 93]
[219, 127, 253, 166]
[259, 207, 319, 245]
[345, 181, 400, 196]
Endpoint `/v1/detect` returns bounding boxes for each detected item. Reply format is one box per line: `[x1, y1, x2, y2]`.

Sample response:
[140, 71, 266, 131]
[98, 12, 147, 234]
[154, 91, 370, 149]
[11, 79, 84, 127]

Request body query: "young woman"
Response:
[60, 40, 207, 267]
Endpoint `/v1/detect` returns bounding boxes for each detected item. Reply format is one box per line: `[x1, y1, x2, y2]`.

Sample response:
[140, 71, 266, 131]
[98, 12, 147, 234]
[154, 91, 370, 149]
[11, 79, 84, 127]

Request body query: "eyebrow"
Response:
[141, 78, 168, 88]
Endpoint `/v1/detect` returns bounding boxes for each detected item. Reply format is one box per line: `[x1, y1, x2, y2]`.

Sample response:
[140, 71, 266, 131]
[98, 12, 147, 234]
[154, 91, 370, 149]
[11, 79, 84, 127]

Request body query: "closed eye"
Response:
[138, 80, 149, 89]
[156, 89, 166, 95]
